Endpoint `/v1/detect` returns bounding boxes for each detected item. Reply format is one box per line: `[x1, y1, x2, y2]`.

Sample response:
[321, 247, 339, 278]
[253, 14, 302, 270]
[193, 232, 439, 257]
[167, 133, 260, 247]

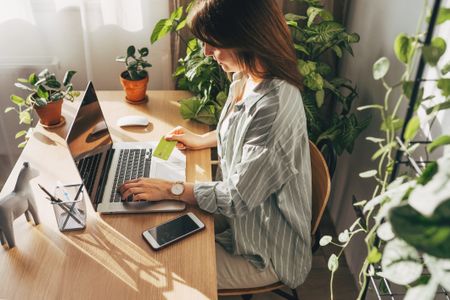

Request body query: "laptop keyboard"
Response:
[77, 152, 103, 195]
[110, 148, 152, 203]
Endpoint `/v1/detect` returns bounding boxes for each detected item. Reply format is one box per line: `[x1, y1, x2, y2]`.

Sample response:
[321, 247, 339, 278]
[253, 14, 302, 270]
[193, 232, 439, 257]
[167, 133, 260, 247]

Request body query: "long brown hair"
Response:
[187, 0, 302, 90]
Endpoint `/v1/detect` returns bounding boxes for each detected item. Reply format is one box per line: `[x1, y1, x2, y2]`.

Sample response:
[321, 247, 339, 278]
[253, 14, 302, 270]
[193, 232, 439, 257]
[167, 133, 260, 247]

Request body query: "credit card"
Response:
[153, 137, 177, 160]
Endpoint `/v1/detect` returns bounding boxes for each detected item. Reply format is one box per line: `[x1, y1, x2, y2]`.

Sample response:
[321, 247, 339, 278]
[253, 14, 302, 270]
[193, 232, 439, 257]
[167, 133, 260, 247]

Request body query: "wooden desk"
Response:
[0, 91, 217, 300]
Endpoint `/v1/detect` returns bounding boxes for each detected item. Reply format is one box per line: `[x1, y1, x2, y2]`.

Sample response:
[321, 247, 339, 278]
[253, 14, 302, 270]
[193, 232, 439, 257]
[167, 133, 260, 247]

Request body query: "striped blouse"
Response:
[194, 72, 312, 288]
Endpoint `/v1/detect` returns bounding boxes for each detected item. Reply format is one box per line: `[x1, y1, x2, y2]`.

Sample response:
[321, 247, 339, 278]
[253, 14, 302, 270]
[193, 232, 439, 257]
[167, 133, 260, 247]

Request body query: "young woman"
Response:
[119, 0, 312, 290]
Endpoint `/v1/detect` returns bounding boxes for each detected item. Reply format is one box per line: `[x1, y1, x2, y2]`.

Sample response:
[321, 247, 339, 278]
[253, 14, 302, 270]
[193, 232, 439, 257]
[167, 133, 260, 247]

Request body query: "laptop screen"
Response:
[66, 82, 113, 160]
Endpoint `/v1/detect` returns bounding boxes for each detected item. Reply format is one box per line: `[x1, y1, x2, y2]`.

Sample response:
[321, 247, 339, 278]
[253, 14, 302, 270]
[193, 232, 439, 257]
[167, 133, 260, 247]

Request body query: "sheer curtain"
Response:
[0, 0, 172, 187]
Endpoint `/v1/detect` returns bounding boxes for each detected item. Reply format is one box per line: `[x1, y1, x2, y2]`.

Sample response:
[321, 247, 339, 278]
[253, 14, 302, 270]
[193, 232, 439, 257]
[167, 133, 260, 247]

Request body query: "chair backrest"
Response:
[309, 141, 331, 235]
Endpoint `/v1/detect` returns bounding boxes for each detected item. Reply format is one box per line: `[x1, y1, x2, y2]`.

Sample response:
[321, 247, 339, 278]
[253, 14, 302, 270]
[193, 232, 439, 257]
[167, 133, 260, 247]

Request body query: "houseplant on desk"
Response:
[116, 45, 152, 103]
[4, 69, 79, 148]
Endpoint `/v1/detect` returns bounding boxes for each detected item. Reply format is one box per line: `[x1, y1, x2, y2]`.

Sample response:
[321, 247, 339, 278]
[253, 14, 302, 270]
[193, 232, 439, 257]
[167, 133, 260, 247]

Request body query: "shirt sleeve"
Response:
[194, 142, 298, 217]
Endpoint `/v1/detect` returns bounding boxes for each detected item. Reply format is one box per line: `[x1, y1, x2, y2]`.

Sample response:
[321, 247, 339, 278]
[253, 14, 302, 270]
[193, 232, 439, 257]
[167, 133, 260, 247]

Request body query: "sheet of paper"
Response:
[153, 137, 177, 160]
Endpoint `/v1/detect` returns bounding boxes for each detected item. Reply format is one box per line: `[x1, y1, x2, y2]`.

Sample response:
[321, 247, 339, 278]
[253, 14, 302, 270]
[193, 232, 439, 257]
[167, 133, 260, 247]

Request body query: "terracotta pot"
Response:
[120, 71, 149, 102]
[34, 99, 63, 126]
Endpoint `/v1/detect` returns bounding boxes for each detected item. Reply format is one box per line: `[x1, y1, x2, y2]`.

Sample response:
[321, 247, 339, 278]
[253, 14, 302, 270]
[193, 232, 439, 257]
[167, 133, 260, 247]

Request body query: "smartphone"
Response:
[142, 212, 205, 250]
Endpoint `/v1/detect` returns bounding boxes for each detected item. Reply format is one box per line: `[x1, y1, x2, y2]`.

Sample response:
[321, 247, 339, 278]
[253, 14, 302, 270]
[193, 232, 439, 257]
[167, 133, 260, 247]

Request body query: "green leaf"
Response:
[315, 90, 325, 108]
[426, 101, 450, 114]
[423, 37, 447, 66]
[436, 7, 450, 25]
[62, 70, 76, 86]
[195, 105, 217, 125]
[150, 19, 174, 44]
[442, 62, 450, 75]
[332, 45, 342, 58]
[371, 141, 396, 160]
[116, 56, 126, 62]
[298, 59, 316, 76]
[427, 135, 450, 153]
[437, 78, 450, 97]
[294, 43, 310, 55]
[15, 130, 27, 139]
[381, 116, 403, 132]
[36, 86, 49, 99]
[394, 33, 414, 64]
[46, 80, 61, 89]
[328, 254, 339, 272]
[179, 97, 202, 119]
[359, 170, 377, 178]
[307, 7, 323, 27]
[347, 33, 360, 43]
[404, 116, 420, 141]
[284, 13, 307, 21]
[305, 21, 344, 43]
[170, 6, 183, 21]
[417, 161, 438, 185]
[216, 91, 227, 107]
[127, 45, 136, 57]
[19, 111, 32, 125]
[286, 20, 298, 27]
[366, 137, 385, 143]
[402, 81, 414, 99]
[381, 238, 423, 285]
[138, 47, 149, 57]
[304, 73, 323, 91]
[175, 19, 186, 31]
[28, 73, 37, 84]
[34, 98, 47, 106]
[14, 82, 34, 92]
[390, 201, 450, 259]
[373, 57, 390, 80]
[38, 68, 49, 78]
[18, 141, 27, 149]
[367, 247, 382, 263]
[4, 107, 15, 113]
[10, 94, 25, 106]
[319, 235, 332, 246]
[357, 104, 383, 111]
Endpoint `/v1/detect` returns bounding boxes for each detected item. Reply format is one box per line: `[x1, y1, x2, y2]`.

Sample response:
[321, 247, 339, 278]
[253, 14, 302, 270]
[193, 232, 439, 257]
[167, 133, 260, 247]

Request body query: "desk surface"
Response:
[0, 91, 217, 300]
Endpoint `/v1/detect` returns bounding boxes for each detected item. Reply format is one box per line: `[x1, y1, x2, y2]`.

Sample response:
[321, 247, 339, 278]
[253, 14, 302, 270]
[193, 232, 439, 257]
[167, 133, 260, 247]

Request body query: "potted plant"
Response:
[4, 69, 79, 147]
[116, 45, 152, 103]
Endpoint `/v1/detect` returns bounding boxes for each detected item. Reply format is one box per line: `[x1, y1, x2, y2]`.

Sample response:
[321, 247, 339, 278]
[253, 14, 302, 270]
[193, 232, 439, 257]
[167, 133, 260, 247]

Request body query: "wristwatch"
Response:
[170, 181, 185, 200]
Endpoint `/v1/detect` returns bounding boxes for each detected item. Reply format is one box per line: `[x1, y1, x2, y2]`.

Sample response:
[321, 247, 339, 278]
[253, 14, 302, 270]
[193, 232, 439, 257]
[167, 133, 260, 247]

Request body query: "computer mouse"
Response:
[117, 115, 149, 127]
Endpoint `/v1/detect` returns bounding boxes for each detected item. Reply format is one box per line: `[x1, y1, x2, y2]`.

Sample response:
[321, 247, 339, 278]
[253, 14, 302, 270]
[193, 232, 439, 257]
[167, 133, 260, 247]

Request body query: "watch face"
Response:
[171, 183, 184, 196]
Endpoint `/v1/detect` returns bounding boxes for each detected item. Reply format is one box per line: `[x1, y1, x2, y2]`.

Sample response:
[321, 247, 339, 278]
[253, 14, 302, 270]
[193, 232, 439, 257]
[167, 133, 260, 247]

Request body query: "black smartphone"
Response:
[142, 212, 205, 250]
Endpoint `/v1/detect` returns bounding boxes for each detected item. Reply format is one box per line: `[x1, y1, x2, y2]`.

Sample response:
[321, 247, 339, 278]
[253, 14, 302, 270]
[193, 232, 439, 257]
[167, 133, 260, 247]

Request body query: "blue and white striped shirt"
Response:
[194, 72, 312, 288]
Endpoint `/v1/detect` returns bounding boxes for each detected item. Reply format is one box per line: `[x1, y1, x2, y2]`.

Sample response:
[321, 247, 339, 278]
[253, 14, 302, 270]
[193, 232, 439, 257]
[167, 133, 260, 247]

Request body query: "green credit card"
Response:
[153, 137, 177, 160]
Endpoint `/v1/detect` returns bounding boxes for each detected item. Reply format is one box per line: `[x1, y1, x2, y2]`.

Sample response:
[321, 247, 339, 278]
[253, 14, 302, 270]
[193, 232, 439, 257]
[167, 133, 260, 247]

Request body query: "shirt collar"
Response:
[232, 72, 282, 111]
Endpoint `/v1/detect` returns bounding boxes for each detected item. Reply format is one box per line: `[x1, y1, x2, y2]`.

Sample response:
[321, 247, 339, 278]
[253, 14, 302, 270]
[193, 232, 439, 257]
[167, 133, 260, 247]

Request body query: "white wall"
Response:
[330, 0, 449, 289]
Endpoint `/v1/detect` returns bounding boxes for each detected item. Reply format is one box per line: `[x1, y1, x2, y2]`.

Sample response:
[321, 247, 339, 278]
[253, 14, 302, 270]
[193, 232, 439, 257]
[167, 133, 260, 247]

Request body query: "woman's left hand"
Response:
[119, 178, 173, 201]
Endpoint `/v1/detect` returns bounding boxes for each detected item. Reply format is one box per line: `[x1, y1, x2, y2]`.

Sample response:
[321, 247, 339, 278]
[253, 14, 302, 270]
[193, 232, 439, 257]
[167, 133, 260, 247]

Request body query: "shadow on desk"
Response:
[6, 218, 211, 299]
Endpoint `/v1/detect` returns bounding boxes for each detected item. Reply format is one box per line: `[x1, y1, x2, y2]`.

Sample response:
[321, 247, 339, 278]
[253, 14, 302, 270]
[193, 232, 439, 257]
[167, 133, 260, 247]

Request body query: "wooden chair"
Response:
[218, 141, 331, 300]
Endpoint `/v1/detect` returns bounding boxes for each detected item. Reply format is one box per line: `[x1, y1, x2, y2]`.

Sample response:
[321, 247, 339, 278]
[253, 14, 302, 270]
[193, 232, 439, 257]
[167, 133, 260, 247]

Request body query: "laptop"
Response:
[66, 82, 186, 214]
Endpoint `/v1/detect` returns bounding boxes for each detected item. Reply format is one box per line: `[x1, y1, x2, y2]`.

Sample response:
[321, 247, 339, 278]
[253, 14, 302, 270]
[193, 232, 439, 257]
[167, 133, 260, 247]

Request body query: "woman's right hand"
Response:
[165, 126, 207, 150]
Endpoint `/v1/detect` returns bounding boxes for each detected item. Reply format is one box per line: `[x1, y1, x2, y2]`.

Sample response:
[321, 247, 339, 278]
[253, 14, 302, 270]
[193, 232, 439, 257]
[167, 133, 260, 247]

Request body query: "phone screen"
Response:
[146, 214, 201, 247]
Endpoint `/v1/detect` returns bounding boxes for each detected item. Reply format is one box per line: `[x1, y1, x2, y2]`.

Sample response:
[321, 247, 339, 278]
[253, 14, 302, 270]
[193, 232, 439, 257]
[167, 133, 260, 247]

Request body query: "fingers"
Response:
[166, 126, 185, 137]
[121, 187, 153, 201]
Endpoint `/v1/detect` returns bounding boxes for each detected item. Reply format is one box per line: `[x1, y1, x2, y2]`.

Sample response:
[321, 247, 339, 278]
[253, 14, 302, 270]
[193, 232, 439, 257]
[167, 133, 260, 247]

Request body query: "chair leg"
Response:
[241, 295, 253, 300]
[292, 288, 299, 299]
[272, 288, 298, 300]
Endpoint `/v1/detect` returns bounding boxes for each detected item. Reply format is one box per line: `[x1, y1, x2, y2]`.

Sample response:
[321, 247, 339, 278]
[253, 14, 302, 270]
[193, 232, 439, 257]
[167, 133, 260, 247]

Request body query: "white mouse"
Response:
[117, 115, 149, 127]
